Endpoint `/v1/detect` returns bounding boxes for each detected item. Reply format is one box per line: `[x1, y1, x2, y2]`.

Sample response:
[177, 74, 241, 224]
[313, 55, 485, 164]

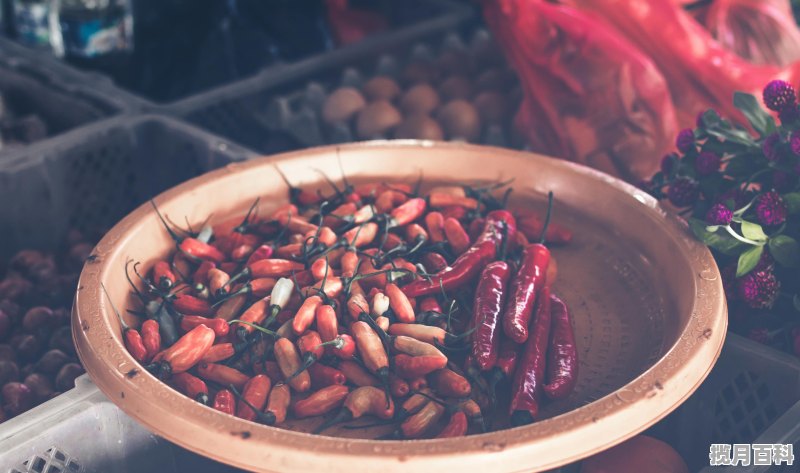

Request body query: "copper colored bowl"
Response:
[73, 141, 726, 472]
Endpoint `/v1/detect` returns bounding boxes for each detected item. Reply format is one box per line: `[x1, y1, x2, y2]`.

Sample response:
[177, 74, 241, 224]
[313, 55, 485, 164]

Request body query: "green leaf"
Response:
[784, 192, 800, 215]
[734, 92, 775, 136]
[689, 218, 746, 255]
[706, 225, 720, 233]
[737, 245, 764, 277]
[700, 109, 721, 128]
[769, 235, 800, 267]
[704, 126, 755, 147]
[740, 220, 768, 241]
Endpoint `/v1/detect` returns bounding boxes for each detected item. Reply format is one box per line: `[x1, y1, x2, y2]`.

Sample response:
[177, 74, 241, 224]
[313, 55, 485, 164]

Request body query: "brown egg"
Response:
[394, 115, 444, 141]
[437, 100, 481, 141]
[356, 101, 402, 138]
[362, 76, 401, 101]
[473, 91, 509, 125]
[438, 76, 474, 102]
[400, 84, 440, 115]
[402, 61, 437, 85]
[321, 87, 366, 124]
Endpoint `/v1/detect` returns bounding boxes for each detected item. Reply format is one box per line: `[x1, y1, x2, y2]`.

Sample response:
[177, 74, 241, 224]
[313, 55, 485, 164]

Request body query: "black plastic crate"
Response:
[0, 114, 256, 261]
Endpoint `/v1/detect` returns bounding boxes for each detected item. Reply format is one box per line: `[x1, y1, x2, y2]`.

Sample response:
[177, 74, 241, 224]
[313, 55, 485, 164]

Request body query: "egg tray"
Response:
[1, 333, 796, 472]
[0, 37, 144, 156]
[168, 24, 524, 154]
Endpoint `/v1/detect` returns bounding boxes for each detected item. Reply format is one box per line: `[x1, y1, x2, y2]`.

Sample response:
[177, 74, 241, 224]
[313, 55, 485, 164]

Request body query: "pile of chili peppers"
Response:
[114, 174, 578, 438]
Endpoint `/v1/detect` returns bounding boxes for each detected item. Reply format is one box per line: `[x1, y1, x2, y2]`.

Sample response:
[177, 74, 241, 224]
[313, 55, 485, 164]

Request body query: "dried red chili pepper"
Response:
[401, 210, 516, 298]
[141, 319, 161, 362]
[443, 217, 471, 254]
[293, 295, 323, 335]
[196, 362, 250, 390]
[543, 294, 577, 400]
[152, 261, 176, 290]
[171, 372, 209, 405]
[293, 384, 350, 418]
[236, 374, 272, 422]
[266, 384, 291, 424]
[172, 294, 214, 317]
[308, 363, 346, 389]
[471, 261, 511, 370]
[385, 283, 415, 323]
[152, 325, 215, 379]
[180, 315, 229, 338]
[274, 337, 311, 392]
[313, 386, 395, 433]
[337, 359, 379, 387]
[401, 400, 446, 439]
[393, 354, 448, 379]
[389, 374, 410, 398]
[436, 411, 468, 438]
[430, 368, 471, 398]
[425, 212, 446, 243]
[213, 389, 235, 415]
[509, 287, 551, 425]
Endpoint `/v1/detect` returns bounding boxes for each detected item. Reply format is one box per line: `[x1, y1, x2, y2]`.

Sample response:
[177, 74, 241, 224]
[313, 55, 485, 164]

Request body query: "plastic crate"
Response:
[0, 114, 256, 262]
[164, 12, 498, 154]
[0, 37, 141, 154]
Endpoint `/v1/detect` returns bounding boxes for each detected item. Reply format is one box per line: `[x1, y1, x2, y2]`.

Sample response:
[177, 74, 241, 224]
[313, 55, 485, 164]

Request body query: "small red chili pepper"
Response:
[246, 245, 274, 267]
[180, 315, 229, 338]
[543, 294, 577, 400]
[277, 213, 318, 234]
[200, 343, 235, 363]
[459, 398, 486, 432]
[516, 213, 573, 245]
[380, 233, 405, 251]
[391, 336, 446, 358]
[104, 282, 148, 364]
[153, 325, 215, 379]
[340, 251, 360, 278]
[332, 333, 356, 359]
[231, 244, 255, 261]
[172, 294, 214, 317]
[207, 268, 231, 295]
[436, 411, 468, 438]
[193, 261, 216, 286]
[293, 295, 323, 335]
[234, 297, 271, 335]
[249, 259, 305, 278]
[387, 323, 463, 347]
[405, 223, 428, 243]
[141, 319, 161, 361]
[337, 359, 379, 387]
[393, 354, 448, 379]
[236, 374, 272, 422]
[179, 238, 226, 264]
[171, 372, 209, 404]
[389, 374, 410, 398]
[152, 261, 176, 290]
[293, 384, 349, 418]
[350, 321, 390, 386]
[471, 261, 511, 371]
[387, 197, 426, 227]
[503, 244, 549, 343]
[274, 337, 311, 393]
[425, 212, 446, 243]
[409, 377, 427, 391]
[401, 400, 445, 439]
[275, 243, 303, 259]
[343, 222, 379, 248]
[385, 283, 415, 323]
[420, 253, 448, 273]
[324, 202, 357, 228]
[419, 296, 442, 314]
[214, 293, 247, 322]
[346, 291, 370, 320]
[443, 217, 471, 255]
[509, 287, 552, 425]
[266, 384, 291, 424]
[196, 362, 250, 390]
[213, 389, 235, 415]
[429, 368, 471, 398]
[401, 210, 516, 298]
[375, 190, 407, 213]
[308, 363, 347, 389]
[353, 204, 375, 224]
[310, 259, 329, 281]
[313, 386, 394, 433]
[440, 205, 467, 221]
[301, 275, 343, 299]
[429, 193, 480, 210]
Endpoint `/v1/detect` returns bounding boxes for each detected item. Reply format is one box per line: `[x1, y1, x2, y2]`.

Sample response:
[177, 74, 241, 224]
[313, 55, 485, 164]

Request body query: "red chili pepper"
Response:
[274, 337, 311, 393]
[509, 287, 551, 425]
[215, 293, 247, 322]
[277, 213, 318, 234]
[503, 243, 549, 343]
[236, 374, 272, 422]
[471, 261, 511, 371]
[401, 210, 516, 298]
[293, 384, 349, 418]
[425, 212, 446, 243]
[375, 190, 407, 213]
[436, 411, 468, 438]
[418, 296, 442, 314]
[266, 384, 291, 424]
[246, 245, 274, 267]
[308, 363, 346, 389]
[207, 268, 231, 295]
[200, 343, 235, 363]
[443, 217, 471, 254]
[337, 360, 379, 387]
[231, 244, 255, 261]
[389, 374, 410, 398]
[180, 315, 229, 338]
[234, 297, 272, 335]
[332, 333, 356, 359]
[430, 368, 471, 398]
[393, 354, 448, 379]
[249, 259, 305, 278]
[172, 294, 214, 317]
[405, 223, 428, 243]
[153, 325, 215, 378]
[429, 193, 480, 209]
[420, 253, 448, 273]
[313, 386, 394, 434]
[346, 291, 370, 320]
[293, 295, 323, 335]
[388, 197, 426, 227]
[324, 202, 357, 228]
[350, 321, 389, 386]
[401, 400, 445, 439]
[516, 213, 573, 245]
[141, 319, 161, 362]
[213, 389, 235, 415]
[468, 218, 486, 243]
[196, 362, 250, 390]
[301, 275, 343, 299]
[152, 261, 176, 290]
[409, 377, 427, 391]
[385, 283, 415, 323]
[543, 294, 577, 400]
[124, 328, 148, 364]
[343, 222, 379, 248]
[171, 372, 209, 404]
[340, 251, 360, 278]
[380, 233, 405, 251]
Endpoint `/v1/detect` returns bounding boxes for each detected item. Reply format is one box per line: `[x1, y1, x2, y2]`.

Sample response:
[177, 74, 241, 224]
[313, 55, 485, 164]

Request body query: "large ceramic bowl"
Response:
[73, 141, 726, 472]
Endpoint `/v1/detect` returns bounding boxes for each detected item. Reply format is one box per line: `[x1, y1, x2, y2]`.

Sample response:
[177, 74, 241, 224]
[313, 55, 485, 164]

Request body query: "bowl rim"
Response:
[73, 140, 727, 472]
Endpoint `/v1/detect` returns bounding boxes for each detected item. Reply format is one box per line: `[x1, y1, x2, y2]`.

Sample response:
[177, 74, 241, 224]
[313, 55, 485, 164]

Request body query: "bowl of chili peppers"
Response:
[72, 141, 726, 473]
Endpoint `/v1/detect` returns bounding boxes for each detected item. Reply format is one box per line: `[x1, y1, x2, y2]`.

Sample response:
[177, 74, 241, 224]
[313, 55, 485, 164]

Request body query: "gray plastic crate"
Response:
[0, 114, 256, 262]
[165, 7, 490, 154]
[2, 330, 796, 472]
[0, 37, 144, 154]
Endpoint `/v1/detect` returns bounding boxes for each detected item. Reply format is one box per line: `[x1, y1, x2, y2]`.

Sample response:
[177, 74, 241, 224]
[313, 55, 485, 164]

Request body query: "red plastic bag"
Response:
[573, 0, 790, 128]
[705, 0, 800, 67]
[484, 0, 676, 181]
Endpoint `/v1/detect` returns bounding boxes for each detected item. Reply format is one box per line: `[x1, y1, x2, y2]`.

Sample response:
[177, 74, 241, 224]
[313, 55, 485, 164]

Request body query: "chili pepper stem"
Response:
[150, 200, 183, 243]
[229, 384, 277, 425]
[229, 320, 278, 338]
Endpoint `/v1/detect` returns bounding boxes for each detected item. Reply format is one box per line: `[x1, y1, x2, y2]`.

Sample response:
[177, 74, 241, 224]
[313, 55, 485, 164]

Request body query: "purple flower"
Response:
[755, 249, 775, 272]
[792, 131, 800, 156]
[676, 128, 695, 154]
[755, 191, 788, 226]
[773, 170, 798, 192]
[747, 327, 771, 345]
[762, 133, 780, 162]
[737, 269, 780, 309]
[706, 203, 733, 225]
[780, 105, 800, 124]
[763, 80, 797, 112]
[717, 187, 748, 209]
[695, 151, 721, 176]
[667, 178, 699, 207]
